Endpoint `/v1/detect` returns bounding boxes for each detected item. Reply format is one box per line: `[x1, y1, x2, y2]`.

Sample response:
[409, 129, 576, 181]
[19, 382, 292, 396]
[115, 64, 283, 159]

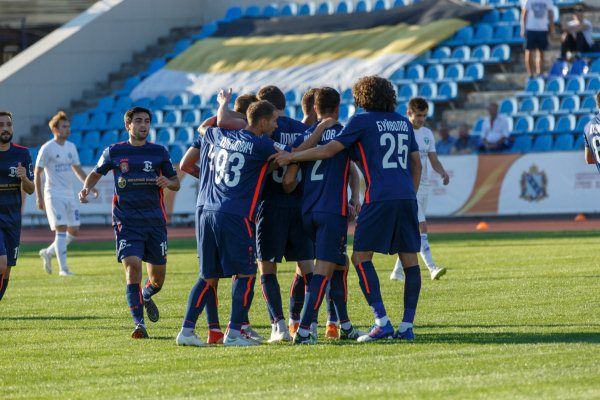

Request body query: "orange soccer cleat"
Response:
[325, 323, 339, 340]
[207, 329, 224, 344]
[289, 322, 299, 337]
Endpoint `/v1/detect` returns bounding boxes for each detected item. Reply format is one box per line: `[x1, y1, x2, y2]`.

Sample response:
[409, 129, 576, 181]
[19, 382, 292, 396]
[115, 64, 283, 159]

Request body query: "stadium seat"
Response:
[156, 128, 175, 146]
[518, 97, 539, 114]
[563, 77, 584, 95]
[393, 0, 410, 7]
[106, 113, 123, 130]
[169, 145, 186, 164]
[163, 110, 182, 126]
[335, 0, 352, 13]
[152, 110, 164, 125]
[542, 77, 564, 96]
[537, 96, 559, 115]
[373, 0, 389, 11]
[444, 63, 464, 82]
[79, 148, 95, 165]
[263, 4, 279, 17]
[175, 127, 194, 144]
[119, 130, 129, 142]
[471, 117, 485, 136]
[396, 103, 408, 116]
[471, 45, 490, 62]
[487, 44, 510, 63]
[556, 96, 580, 115]
[405, 65, 424, 81]
[96, 96, 115, 112]
[285, 90, 299, 105]
[280, 3, 298, 16]
[548, 60, 568, 77]
[531, 135, 553, 152]
[182, 110, 201, 125]
[168, 93, 188, 108]
[354, 0, 371, 12]
[192, 22, 218, 41]
[298, 2, 316, 16]
[88, 112, 108, 131]
[397, 84, 418, 101]
[114, 96, 132, 111]
[133, 97, 152, 109]
[317, 1, 333, 15]
[428, 46, 451, 63]
[167, 39, 192, 59]
[245, 5, 262, 17]
[590, 58, 600, 74]
[481, 10, 500, 24]
[532, 115, 555, 134]
[491, 25, 513, 45]
[499, 97, 517, 116]
[436, 82, 457, 101]
[553, 114, 576, 134]
[463, 63, 484, 82]
[284, 106, 297, 119]
[512, 116, 534, 134]
[445, 26, 473, 47]
[69, 131, 82, 147]
[389, 66, 405, 81]
[71, 113, 88, 130]
[341, 88, 353, 103]
[422, 64, 444, 82]
[580, 96, 596, 113]
[150, 96, 169, 110]
[224, 6, 243, 21]
[418, 83, 437, 99]
[518, 78, 544, 97]
[84, 130, 101, 149]
[445, 46, 470, 63]
[143, 58, 166, 77]
[339, 104, 355, 121]
[472, 24, 494, 45]
[574, 133, 585, 149]
[99, 130, 119, 148]
[575, 115, 593, 133]
[567, 59, 587, 77]
[583, 76, 600, 95]
[500, 8, 519, 24]
[554, 133, 574, 151]
[510, 135, 533, 153]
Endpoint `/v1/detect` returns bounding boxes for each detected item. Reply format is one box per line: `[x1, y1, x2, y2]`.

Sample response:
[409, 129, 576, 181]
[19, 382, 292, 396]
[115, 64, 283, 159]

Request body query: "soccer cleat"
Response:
[340, 326, 366, 340]
[325, 323, 339, 340]
[207, 330, 224, 344]
[292, 331, 317, 345]
[241, 325, 264, 343]
[176, 331, 206, 347]
[394, 327, 415, 341]
[289, 322, 299, 337]
[267, 327, 292, 343]
[356, 321, 395, 343]
[430, 266, 447, 280]
[143, 297, 159, 323]
[390, 266, 405, 281]
[223, 334, 261, 346]
[58, 269, 75, 277]
[39, 249, 52, 274]
[131, 324, 148, 339]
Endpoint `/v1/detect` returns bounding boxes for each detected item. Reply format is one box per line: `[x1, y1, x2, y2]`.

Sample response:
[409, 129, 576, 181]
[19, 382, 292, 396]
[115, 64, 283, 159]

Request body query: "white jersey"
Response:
[414, 126, 436, 188]
[36, 140, 80, 199]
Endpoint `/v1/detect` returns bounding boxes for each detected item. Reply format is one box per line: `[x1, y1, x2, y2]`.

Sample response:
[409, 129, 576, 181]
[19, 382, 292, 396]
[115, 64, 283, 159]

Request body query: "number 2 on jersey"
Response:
[380, 133, 409, 169]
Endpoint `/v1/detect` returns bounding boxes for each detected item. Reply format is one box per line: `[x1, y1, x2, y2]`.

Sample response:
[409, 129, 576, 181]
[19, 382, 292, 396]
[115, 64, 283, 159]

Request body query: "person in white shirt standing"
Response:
[521, 0, 554, 78]
[390, 98, 449, 281]
[35, 111, 97, 276]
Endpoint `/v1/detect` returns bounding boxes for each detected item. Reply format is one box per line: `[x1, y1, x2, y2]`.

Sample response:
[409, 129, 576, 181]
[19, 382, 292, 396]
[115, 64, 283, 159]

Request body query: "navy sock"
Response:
[205, 285, 221, 331]
[142, 279, 162, 301]
[230, 276, 254, 331]
[126, 283, 144, 326]
[329, 270, 349, 325]
[403, 265, 422, 323]
[355, 261, 387, 319]
[289, 273, 306, 321]
[326, 284, 339, 323]
[261, 274, 284, 322]
[182, 279, 210, 329]
[0, 274, 9, 301]
[299, 274, 328, 331]
[242, 279, 255, 326]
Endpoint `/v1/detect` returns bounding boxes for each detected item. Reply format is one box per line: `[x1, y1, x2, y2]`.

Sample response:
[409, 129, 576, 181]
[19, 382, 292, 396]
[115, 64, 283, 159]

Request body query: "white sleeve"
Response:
[36, 144, 47, 168]
[501, 117, 511, 138]
[71, 142, 81, 166]
[428, 130, 437, 153]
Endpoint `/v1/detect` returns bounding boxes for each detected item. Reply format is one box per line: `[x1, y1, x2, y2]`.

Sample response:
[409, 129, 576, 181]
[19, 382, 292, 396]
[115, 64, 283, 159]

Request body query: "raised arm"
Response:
[180, 146, 200, 178]
[410, 151, 422, 194]
[197, 116, 218, 136]
[216, 88, 247, 130]
[427, 152, 450, 185]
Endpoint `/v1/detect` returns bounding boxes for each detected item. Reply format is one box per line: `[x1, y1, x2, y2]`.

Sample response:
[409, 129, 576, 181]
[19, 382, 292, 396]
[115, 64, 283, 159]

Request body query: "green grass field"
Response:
[1, 231, 599, 399]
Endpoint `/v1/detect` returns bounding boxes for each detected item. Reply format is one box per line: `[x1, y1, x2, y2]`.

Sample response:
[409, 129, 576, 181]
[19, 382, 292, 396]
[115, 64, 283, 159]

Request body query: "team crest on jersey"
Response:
[118, 176, 127, 189]
[143, 161, 153, 172]
[119, 159, 129, 173]
[520, 165, 548, 202]
[8, 166, 17, 177]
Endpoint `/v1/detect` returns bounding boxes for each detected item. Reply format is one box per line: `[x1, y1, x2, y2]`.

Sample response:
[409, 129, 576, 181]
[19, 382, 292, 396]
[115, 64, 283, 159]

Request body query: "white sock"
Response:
[310, 322, 318, 334]
[341, 321, 352, 331]
[375, 316, 390, 327]
[276, 319, 287, 333]
[181, 327, 195, 336]
[241, 323, 250, 331]
[419, 234, 436, 272]
[46, 232, 75, 257]
[66, 233, 76, 245]
[227, 328, 241, 338]
[55, 232, 68, 272]
[399, 322, 413, 332]
[298, 327, 310, 337]
[326, 320, 338, 326]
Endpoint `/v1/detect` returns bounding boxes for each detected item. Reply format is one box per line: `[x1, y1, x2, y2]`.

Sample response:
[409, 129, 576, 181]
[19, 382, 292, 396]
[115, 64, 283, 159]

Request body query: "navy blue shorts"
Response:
[114, 225, 168, 265]
[353, 200, 420, 255]
[255, 203, 314, 263]
[0, 227, 20, 267]
[526, 30, 548, 51]
[302, 212, 347, 266]
[198, 210, 257, 279]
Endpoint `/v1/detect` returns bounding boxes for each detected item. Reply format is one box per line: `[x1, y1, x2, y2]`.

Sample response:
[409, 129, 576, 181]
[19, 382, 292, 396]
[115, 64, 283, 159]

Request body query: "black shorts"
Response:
[526, 30, 548, 51]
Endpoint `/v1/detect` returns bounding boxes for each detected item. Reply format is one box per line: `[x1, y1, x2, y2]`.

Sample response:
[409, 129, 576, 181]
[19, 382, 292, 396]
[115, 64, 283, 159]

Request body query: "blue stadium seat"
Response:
[224, 6, 243, 21]
[285, 90, 299, 105]
[119, 130, 129, 142]
[568, 59, 588, 76]
[532, 115, 555, 134]
[116, 76, 141, 96]
[488, 44, 510, 63]
[182, 110, 201, 125]
[373, 0, 389, 11]
[84, 131, 101, 149]
[574, 133, 585, 149]
[543, 77, 564, 96]
[339, 104, 355, 121]
[79, 148, 95, 165]
[150, 96, 169, 110]
[163, 110, 181, 126]
[175, 127, 194, 144]
[169, 145, 186, 164]
[168, 39, 192, 58]
[436, 82, 457, 101]
[156, 128, 175, 146]
[298, 2, 316, 16]
[418, 83, 437, 99]
[445, 46, 470, 63]
[518, 78, 544, 97]
[471, 45, 490, 62]
[422, 64, 444, 82]
[263, 4, 279, 17]
[590, 58, 600, 74]
[554, 133, 574, 151]
[563, 77, 584, 95]
[106, 113, 123, 130]
[575, 115, 593, 133]
[499, 97, 517, 116]
[583, 76, 600, 95]
[114, 96, 132, 111]
[445, 26, 473, 47]
[487, 0, 504, 5]
[280, 3, 298, 16]
[393, 0, 409, 7]
[556, 96, 580, 115]
[187, 95, 202, 109]
[406, 64, 424, 81]
[284, 106, 297, 119]
[429, 47, 451, 63]
[168, 93, 188, 108]
[510, 135, 533, 153]
[96, 96, 115, 112]
[554, 114, 576, 134]
[100, 130, 119, 148]
[71, 113, 88, 130]
[316, 1, 333, 15]
[396, 103, 407, 116]
[444, 63, 464, 81]
[481, 10, 500, 24]
[491, 25, 513, 45]
[88, 112, 108, 131]
[500, 8, 519, 24]
[472, 117, 485, 136]
[531, 135, 553, 152]
[537, 96, 559, 115]
[245, 5, 262, 17]
[472, 24, 494, 45]
[548, 60, 568, 77]
[143, 58, 166, 77]
[463, 63, 484, 82]
[69, 131, 82, 147]
[355, 0, 371, 12]
[512, 116, 534, 134]
[518, 97, 539, 114]
[580, 96, 596, 113]
[133, 97, 152, 109]
[341, 88, 353, 103]
[335, 0, 352, 13]
[152, 110, 164, 125]
[397, 84, 417, 101]
[390, 66, 405, 81]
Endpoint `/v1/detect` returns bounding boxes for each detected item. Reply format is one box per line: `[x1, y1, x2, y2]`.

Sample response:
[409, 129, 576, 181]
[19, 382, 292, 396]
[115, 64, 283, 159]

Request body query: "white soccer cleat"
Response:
[224, 334, 261, 347]
[390, 266, 405, 281]
[242, 325, 264, 343]
[268, 327, 292, 343]
[430, 266, 447, 280]
[59, 269, 75, 277]
[176, 331, 206, 347]
[39, 249, 52, 274]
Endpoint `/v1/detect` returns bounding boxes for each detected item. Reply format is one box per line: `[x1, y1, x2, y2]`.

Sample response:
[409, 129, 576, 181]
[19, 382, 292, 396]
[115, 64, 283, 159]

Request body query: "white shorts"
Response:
[416, 188, 429, 223]
[45, 196, 81, 230]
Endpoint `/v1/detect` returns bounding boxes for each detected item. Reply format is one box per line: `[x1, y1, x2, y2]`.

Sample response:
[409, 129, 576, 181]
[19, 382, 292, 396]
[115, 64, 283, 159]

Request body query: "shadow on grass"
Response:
[416, 331, 600, 344]
[0, 316, 106, 321]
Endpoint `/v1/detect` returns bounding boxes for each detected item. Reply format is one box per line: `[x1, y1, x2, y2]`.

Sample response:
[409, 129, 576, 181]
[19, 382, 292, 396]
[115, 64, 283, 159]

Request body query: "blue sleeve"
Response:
[408, 123, 418, 153]
[256, 137, 291, 159]
[334, 116, 362, 148]
[23, 150, 34, 181]
[191, 135, 202, 149]
[292, 134, 306, 148]
[93, 147, 113, 176]
[161, 147, 177, 178]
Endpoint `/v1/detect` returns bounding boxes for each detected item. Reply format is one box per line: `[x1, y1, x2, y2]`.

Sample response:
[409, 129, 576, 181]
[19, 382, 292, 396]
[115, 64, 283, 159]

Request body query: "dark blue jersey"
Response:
[93, 142, 177, 227]
[262, 116, 308, 207]
[584, 113, 600, 173]
[191, 135, 215, 208]
[334, 111, 418, 203]
[293, 123, 351, 216]
[0, 144, 33, 228]
[202, 127, 290, 219]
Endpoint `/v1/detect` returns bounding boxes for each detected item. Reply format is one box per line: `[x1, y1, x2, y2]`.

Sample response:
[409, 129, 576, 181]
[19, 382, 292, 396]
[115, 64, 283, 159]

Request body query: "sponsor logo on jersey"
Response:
[520, 164, 548, 202]
[8, 166, 17, 177]
[118, 176, 127, 189]
[120, 159, 129, 173]
[143, 161, 153, 172]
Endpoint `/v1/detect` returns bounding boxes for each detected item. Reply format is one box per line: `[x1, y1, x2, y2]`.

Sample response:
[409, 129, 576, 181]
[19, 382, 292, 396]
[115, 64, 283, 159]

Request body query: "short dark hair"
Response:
[315, 87, 340, 115]
[0, 111, 13, 120]
[408, 97, 429, 113]
[257, 85, 286, 110]
[124, 107, 152, 124]
[301, 88, 318, 115]
[234, 93, 258, 115]
[352, 76, 396, 112]
[247, 100, 276, 126]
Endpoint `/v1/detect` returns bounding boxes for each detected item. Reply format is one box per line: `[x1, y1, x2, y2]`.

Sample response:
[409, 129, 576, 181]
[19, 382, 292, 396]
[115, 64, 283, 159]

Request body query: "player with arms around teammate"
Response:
[0, 111, 35, 302]
[390, 98, 449, 281]
[584, 92, 600, 169]
[282, 87, 364, 344]
[79, 107, 180, 339]
[36, 111, 97, 276]
[274, 76, 424, 342]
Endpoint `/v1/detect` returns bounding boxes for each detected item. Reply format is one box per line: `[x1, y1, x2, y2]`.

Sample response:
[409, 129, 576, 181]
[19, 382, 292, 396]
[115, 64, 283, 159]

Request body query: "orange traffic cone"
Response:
[476, 221, 489, 231]
[574, 213, 586, 222]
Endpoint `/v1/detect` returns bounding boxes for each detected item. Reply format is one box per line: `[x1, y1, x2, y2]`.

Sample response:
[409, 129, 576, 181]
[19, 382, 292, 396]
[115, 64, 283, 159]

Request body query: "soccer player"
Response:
[282, 87, 365, 343]
[301, 88, 318, 126]
[79, 107, 180, 339]
[274, 76, 424, 342]
[390, 98, 449, 281]
[584, 92, 600, 169]
[0, 111, 35, 302]
[35, 111, 97, 276]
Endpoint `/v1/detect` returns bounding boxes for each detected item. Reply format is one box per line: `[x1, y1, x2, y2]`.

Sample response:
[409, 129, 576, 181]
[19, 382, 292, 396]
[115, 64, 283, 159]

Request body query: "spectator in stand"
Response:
[521, 0, 554, 77]
[480, 102, 512, 153]
[452, 124, 480, 155]
[435, 124, 456, 155]
[561, 6, 594, 60]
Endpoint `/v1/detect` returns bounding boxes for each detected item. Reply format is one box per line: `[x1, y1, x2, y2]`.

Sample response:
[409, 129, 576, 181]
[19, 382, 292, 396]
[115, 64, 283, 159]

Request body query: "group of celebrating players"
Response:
[0, 75, 454, 346]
